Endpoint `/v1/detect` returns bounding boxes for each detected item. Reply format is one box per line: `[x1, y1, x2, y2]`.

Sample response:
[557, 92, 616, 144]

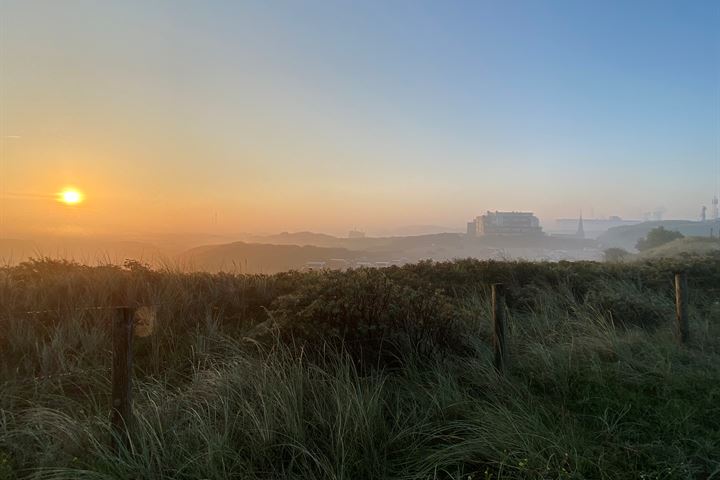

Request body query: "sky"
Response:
[1, 0, 719, 238]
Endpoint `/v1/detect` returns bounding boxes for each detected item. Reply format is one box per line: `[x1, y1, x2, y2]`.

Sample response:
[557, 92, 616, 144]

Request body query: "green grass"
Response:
[0, 258, 719, 479]
[636, 237, 720, 260]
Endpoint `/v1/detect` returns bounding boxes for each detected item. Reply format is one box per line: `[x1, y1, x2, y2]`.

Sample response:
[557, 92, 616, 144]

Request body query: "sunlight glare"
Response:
[59, 188, 84, 205]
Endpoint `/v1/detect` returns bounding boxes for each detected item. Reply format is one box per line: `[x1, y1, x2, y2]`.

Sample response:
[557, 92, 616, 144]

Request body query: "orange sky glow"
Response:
[1, 1, 718, 240]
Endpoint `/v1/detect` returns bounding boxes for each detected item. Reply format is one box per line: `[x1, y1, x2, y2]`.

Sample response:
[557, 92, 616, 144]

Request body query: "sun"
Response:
[59, 188, 84, 205]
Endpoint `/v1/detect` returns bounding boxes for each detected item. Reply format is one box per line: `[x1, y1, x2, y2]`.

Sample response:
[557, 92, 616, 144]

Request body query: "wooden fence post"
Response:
[111, 306, 135, 451]
[492, 283, 507, 372]
[674, 272, 689, 344]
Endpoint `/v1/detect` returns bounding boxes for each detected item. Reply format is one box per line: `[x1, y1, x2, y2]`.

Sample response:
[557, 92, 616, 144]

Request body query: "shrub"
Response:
[1, 258, 720, 478]
[269, 268, 460, 365]
[604, 247, 630, 262]
[636, 227, 684, 251]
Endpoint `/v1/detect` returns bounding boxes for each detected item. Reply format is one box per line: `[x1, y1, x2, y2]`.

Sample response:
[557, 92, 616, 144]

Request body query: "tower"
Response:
[576, 212, 585, 239]
[701, 205, 707, 222]
[713, 196, 719, 221]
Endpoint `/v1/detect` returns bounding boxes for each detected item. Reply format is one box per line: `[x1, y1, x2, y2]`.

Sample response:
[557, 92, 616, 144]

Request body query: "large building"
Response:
[466, 221, 477, 236]
[467, 211, 542, 236]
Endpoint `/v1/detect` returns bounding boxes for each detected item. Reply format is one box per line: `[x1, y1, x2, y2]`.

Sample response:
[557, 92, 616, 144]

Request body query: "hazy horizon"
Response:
[2, 0, 719, 240]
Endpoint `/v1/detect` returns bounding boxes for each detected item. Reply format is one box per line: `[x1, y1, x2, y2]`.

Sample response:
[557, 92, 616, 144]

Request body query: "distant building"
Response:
[348, 230, 366, 239]
[303, 261, 327, 271]
[642, 209, 665, 222]
[467, 211, 542, 236]
[552, 214, 586, 239]
[554, 216, 639, 239]
[576, 214, 585, 239]
[467, 221, 478, 236]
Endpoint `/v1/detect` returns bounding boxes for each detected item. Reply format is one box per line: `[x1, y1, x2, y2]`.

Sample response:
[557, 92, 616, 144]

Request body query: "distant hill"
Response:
[636, 237, 720, 260]
[3, 230, 604, 271]
[598, 220, 720, 251]
[237, 232, 344, 248]
[235, 231, 465, 251]
[371, 225, 464, 236]
[235, 231, 468, 252]
[178, 233, 602, 272]
[178, 241, 390, 273]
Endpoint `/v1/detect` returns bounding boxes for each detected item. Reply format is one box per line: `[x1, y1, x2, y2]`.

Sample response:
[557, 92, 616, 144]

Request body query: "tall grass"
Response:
[0, 258, 718, 479]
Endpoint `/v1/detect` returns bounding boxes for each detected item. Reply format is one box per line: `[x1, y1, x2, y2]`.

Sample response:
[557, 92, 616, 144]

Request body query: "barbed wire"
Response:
[17, 306, 132, 316]
[1, 303, 168, 319]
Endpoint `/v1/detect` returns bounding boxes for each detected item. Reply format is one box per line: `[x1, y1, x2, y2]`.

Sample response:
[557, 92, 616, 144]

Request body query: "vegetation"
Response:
[636, 237, 720, 260]
[604, 237, 720, 262]
[1, 257, 719, 479]
[636, 227, 685, 252]
[603, 247, 630, 262]
[598, 220, 717, 252]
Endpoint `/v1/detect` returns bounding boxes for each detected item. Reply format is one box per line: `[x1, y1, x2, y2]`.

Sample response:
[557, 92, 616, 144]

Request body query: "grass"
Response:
[0, 258, 719, 479]
[637, 237, 720, 260]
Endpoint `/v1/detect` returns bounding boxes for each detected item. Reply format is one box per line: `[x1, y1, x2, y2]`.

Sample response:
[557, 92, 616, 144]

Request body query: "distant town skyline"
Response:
[1, 0, 719, 238]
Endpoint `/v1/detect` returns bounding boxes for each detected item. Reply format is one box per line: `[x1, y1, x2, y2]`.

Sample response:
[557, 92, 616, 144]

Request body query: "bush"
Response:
[636, 226, 684, 251]
[270, 268, 460, 365]
[2, 258, 720, 478]
[604, 247, 630, 262]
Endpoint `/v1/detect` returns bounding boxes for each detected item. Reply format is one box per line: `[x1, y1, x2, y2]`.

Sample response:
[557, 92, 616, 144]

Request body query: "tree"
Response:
[635, 226, 684, 252]
[604, 247, 630, 262]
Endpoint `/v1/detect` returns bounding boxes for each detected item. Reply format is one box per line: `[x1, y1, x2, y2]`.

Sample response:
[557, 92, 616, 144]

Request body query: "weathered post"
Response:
[492, 283, 507, 372]
[111, 306, 135, 451]
[674, 272, 689, 344]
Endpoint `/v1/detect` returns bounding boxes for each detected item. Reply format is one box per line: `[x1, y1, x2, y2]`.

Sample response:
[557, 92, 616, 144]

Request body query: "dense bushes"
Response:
[1, 257, 719, 478]
[636, 226, 684, 251]
[2, 256, 718, 376]
[270, 269, 460, 364]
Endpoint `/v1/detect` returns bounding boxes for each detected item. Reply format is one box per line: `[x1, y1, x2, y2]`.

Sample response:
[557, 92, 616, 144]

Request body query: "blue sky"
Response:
[1, 0, 719, 234]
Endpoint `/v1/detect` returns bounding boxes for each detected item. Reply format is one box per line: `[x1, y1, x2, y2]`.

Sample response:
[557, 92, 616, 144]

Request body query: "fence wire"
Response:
[2, 303, 167, 319]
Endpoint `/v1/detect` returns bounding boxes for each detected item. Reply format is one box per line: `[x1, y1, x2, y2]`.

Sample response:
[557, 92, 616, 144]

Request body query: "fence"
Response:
[8, 303, 156, 452]
[7, 272, 694, 449]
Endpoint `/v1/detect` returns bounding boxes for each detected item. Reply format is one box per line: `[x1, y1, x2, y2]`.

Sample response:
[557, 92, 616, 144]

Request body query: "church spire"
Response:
[576, 212, 585, 239]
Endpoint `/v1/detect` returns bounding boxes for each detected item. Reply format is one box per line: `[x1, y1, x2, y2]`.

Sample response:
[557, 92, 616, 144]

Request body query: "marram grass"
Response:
[0, 258, 718, 479]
